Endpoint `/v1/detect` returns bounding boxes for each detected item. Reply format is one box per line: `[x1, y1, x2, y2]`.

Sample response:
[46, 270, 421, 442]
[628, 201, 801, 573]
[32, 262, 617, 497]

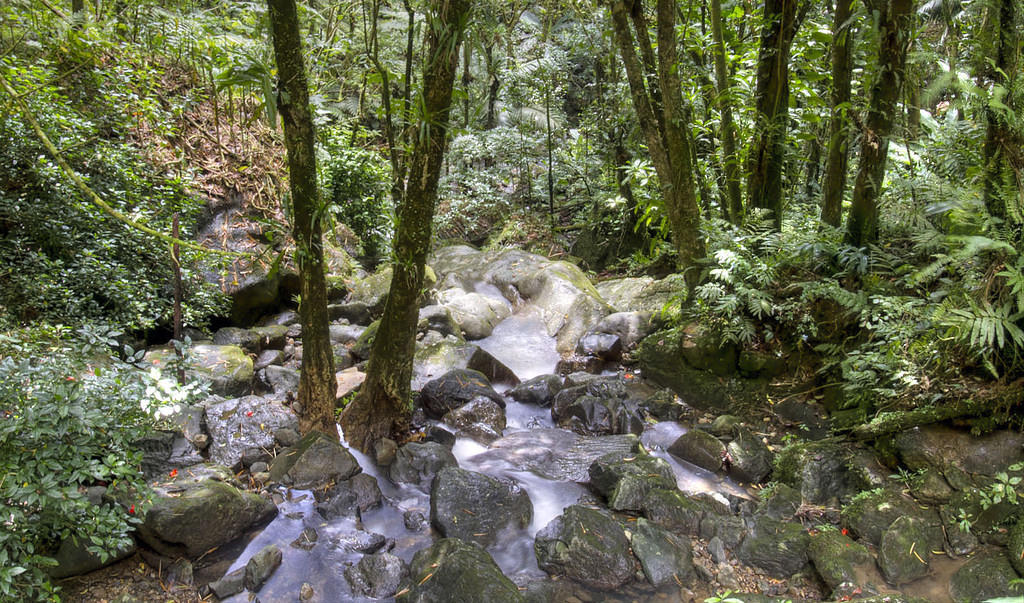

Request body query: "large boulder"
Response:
[442, 395, 506, 444]
[344, 553, 408, 599]
[773, 439, 876, 505]
[316, 473, 382, 519]
[668, 430, 726, 473]
[588, 451, 677, 512]
[877, 515, 943, 585]
[437, 288, 512, 339]
[419, 368, 505, 418]
[840, 488, 930, 546]
[345, 265, 392, 317]
[641, 489, 716, 536]
[136, 464, 277, 558]
[269, 431, 361, 490]
[430, 467, 532, 546]
[550, 375, 628, 421]
[145, 344, 254, 397]
[508, 374, 564, 407]
[630, 518, 695, 588]
[726, 426, 773, 484]
[412, 341, 518, 391]
[398, 538, 524, 603]
[595, 275, 685, 314]
[389, 441, 458, 485]
[136, 429, 204, 480]
[807, 529, 873, 598]
[588, 311, 657, 350]
[556, 395, 644, 436]
[894, 425, 1024, 478]
[534, 505, 634, 590]
[949, 552, 1023, 603]
[736, 517, 810, 578]
[204, 395, 299, 470]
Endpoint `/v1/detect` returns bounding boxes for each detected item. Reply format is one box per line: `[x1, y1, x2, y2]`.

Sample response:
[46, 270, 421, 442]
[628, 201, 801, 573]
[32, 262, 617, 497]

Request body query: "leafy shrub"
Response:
[0, 325, 196, 600]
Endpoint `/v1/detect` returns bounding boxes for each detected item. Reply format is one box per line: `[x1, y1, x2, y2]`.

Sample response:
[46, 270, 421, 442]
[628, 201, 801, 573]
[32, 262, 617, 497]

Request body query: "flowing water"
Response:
[222, 302, 750, 601]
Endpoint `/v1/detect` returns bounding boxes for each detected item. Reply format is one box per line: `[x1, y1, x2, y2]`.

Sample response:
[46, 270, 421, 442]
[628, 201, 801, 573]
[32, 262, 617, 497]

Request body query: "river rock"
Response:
[727, 426, 773, 483]
[389, 441, 458, 485]
[418, 304, 460, 338]
[145, 343, 254, 397]
[595, 274, 685, 314]
[329, 323, 366, 345]
[419, 368, 506, 419]
[437, 288, 511, 339]
[208, 568, 245, 599]
[1009, 517, 1024, 575]
[476, 429, 639, 482]
[773, 439, 874, 505]
[807, 529, 873, 596]
[269, 431, 361, 489]
[329, 530, 388, 554]
[345, 265, 392, 317]
[430, 467, 532, 546]
[589, 451, 677, 512]
[442, 395, 506, 444]
[214, 327, 261, 353]
[589, 311, 656, 350]
[736, 517, 810, 578]
[335, 366, 366, 401]
[556, 395, 644, 436]
[756, 483, 802, 521]
[244, 544, 282, 592]
[894, 425, 1024, 478]
[631, 517, 695, 587]
[254, 349, 284, 371]
[48, 534, 135, 579]
[669, 430, 726, 473]
[878, 515, 943, 585]
[136, 464, 277, 558]
[508, 374, 564, 407]
[262, 365, 299, 396]
[639, 389, 686, 421]
[550, 375, 627, 421]
[344, 552, 408, 599]
[949, 552, 1023, 602]
[576, 332, 622, 360]
[641, 489, 716, 536]
[136, 429, 204, 479]
[840, 488, 927, 546]
[399, 538, 524, 603]
[316, 473, 382, 519]
[534, 505, 634, 590]
[329, 301, 373, 326]
[205, 395, 298, 470]
[412, 341, 518, 391]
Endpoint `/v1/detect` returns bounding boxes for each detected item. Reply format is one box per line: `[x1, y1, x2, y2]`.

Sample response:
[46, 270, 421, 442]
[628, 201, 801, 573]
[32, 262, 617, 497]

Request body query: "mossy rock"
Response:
[950, 552, 1024, 603]
[807, 529, 872, 594]
[399, 538, 523, 602]
[841, 488, 926, 546]
[773, 439, 872, 505]
[1009, 517, 1024, 575]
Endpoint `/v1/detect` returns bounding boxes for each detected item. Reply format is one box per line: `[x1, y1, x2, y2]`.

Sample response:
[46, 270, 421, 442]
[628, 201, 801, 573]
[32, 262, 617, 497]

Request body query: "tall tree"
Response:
[845, 0, 915, 247]
[746, 0, 809, 229]
[267, 0, 337, 437]
[981, 0, 1019, 222]
[710, 0, 744, 223]
[820, 0, 857, 227]
[608, 0, 705, 290]
[341, 0, 470, 453]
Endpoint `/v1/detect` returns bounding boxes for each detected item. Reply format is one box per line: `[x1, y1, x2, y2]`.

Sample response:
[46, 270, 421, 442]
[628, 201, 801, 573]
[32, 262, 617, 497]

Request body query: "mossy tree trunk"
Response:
[844, 0, 914, 247]
[820, 0, 856, 228]
[981, 0, 1018, 223]
[710, 0, 744, 224]
[341, 0, 470, 453]
[267, 0, 337, 439]
[609, 0, 705, 291]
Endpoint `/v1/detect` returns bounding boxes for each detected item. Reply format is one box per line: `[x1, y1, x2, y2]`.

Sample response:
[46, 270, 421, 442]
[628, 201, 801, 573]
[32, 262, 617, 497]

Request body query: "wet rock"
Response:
[430, 467, 532, 546]
[316, 473, 382, 519]
[49, 534, 135, 579]
[329, 323, 366, 346]
[509, 374, 564, 407]
[329, 301, 373, 326]
[404, 511, 428, 531]
[727, 426, 773, 484]
[736, 517, 810, 578]
[950, 552, 1023, 603]
[1009, 517, 1024, 575]
[576, 332, 622, 360]
[214, 326, 261, 353]
[437, 288, 512, 339]
[344, 552, 409, 599]
[330, 530, 387, 554]
[630, 517, 695, 587]
[442, 395, 506, 444]
[638, 389, 685, 421]
[254, 349, 284, 371]
[389, 441, 458, 485]
[400, 538, 524, 602]
[244, 544, 282, 592]
[668, 430, 726, 473]
[209, 567, 245, 599]
[136, 429, 204, 479]
[290, 527, 318, 550]
[534, 505, 634, 590]
[841, 488, 927, 546]
[412, 340, 518, 391]
[145, 343, 254, 397]
[588, 451, 676, 512]
[334, 366, 366, 402]
[299, 582, 314, 601]
[641, 489, 711, 536]
[205, 395, 298, 470]
[894, 425, 1024, 478]
[807, 530, 872, 597]
[590, 311, 657, 350]
[418, 304, 461, 338]
[878, 515, 943, 585]
[772, 439, 874, 505]
[374, 437, 398, 466]
[136, 464, 277, 558]
[556, 394, 644, 436]
[423, 425, 456, 448]
[269, 431, 361, 490]
[346, 265, 392, 317]
[262, 365, 299, 396]
[419, 368, 505, 419]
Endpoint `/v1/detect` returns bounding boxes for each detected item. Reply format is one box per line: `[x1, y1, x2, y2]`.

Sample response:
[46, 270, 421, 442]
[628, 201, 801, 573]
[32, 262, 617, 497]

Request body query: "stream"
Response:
[222, 303, 751, 601]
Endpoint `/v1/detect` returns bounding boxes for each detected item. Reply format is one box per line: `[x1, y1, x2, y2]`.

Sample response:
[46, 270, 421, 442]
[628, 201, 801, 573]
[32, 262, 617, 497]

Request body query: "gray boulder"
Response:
[878, 515, 943, 585]
[727, 426, 773, 483]
[412, 341, 518, 392]
[389, 441, 458, 485]
[136, 464, 277, 558]
[419, 368, 505, 418]
[596, 275, 685, 314]
[329, 323, 366, 345]
[442, 395, 506, 444]
[642, 489, 716, 536]
[145, 343, 254, 397]
[269, 431, 361, 490]
[418, 304, 461, 338]
[430, 467, 532, 546]
[556, 395, 644, 436]
[344, 553, 408, 599]
[214, 327, 261, 353]
[588, 451, 676, 512]
[136, 429, 204, 479]
[534, 505, 634, 590]
[589, 311, 656, 349]
[668, 430, 726, 473]
[205, 395, 299, 470]
[630, 517, 695, 588]
[807, 529, 873, 597]
[508, 374, 564, 407]
[244, 544, 282, 592]
[437, 288, 511, 339]
[262, 365, 299, 396]
[575, 332, 622, 360]
[316, 473, 383, 520]
[399, 538, 524, 602]
[840, 488, 927, 546]
[950, 553, 1023, 603]
[736, 517, 810, 578]
[773, 439, 875, 505]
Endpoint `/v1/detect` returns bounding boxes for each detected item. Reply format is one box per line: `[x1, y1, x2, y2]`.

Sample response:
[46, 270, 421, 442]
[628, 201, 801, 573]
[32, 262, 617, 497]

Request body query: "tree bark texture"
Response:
[341, 0, 469, 453]
[710, 0, 744, 223]
[844, 0, 914, 247]
[746, 0, 807, 229]
[982, 0, 1019, 222]
[821, 0, 855, 227]
[609, 0, 705, 290]
[267, 0, 337, 439]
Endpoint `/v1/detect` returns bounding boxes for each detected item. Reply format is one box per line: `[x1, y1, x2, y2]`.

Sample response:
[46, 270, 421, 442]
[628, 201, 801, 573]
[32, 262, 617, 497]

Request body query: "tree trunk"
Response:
[746, 0, 808, 229]
[982, 0, 1018, 222]
[267, 0, 337, 439]
[609, 0, 705, 290]
[341, 0, 470, 454]
[710, 0, 743, 223]
[845, 0, 914, 247]
[484, 45, 500, 129]
[820, 0, 855, 228]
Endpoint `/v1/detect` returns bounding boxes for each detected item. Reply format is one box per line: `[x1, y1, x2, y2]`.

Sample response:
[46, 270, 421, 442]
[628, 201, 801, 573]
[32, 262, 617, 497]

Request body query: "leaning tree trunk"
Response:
[341, 0, 469, 454]
[845, 0, 914, 247]
[267, 0, 337, 438]
[820, 0, 856, 228]
[746, 0, 807, 230]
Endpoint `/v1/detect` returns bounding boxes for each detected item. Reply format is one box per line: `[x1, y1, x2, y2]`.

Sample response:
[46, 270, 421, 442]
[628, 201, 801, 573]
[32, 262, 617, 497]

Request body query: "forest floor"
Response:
[57, 554, 204, 602]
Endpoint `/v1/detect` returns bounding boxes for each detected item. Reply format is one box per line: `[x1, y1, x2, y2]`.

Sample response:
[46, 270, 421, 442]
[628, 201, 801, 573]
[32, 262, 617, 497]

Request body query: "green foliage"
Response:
[0, 325, 201, 600]
[319, 126, 393, 259]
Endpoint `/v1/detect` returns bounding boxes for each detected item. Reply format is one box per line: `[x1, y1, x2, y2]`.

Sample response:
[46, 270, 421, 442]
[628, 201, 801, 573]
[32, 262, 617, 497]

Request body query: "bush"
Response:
[0, 325, 197, 600]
